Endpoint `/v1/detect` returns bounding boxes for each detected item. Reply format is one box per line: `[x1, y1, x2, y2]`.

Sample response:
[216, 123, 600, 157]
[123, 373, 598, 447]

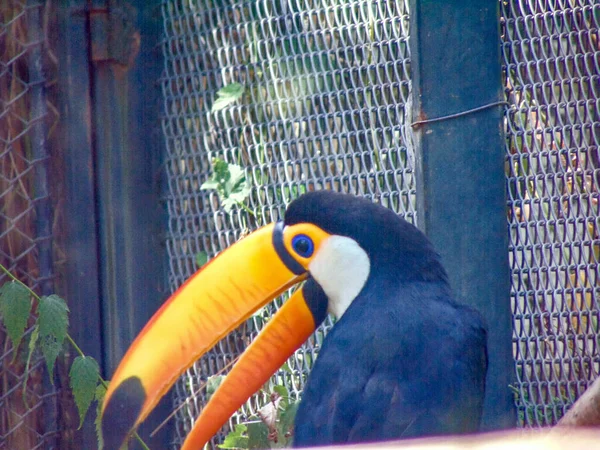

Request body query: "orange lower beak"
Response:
[101, 223, 321, 449]
[180, 281, 322, 450]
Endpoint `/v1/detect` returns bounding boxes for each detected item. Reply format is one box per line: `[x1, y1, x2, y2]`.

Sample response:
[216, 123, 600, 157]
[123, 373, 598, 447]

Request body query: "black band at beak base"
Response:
[273, 221, 306, 275]
[302, 278, 329, 327]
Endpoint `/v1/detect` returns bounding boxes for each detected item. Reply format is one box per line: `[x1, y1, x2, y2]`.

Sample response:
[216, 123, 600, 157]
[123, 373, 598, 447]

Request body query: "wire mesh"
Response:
[160, 0, 414, 446]
[0, 1, 60, 449]
[502, 0, 600, 427]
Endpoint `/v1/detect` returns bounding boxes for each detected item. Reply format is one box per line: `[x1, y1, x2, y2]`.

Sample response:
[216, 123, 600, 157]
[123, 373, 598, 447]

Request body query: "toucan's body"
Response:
[294, 281, 486, 446]
[101, 191, 487, 449]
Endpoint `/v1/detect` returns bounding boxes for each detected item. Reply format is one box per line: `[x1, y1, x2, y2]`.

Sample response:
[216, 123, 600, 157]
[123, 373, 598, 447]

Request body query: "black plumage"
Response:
[284, 191, 488, 446]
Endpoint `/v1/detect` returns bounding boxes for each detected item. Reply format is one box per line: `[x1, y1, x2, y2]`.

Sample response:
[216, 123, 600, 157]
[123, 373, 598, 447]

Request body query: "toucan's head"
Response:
[101, 190, 447, 449]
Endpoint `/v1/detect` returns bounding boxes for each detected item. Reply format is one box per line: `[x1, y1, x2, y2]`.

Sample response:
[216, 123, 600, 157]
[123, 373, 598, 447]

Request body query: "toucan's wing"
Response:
[347, 372, 427, 441]
[294, 346, 434, 446]
[293, 329, 421, 445]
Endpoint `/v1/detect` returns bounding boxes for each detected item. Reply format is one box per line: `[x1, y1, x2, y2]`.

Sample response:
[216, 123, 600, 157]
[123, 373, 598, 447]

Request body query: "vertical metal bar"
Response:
[90, 1, 169, 446]
[409, 0, 515, 430]
[55, 1, 103, 447]
[27, 1, 57, 447]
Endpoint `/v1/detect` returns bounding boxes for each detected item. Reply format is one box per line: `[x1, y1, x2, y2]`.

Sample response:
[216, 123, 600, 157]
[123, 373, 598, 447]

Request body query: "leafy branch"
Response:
[201, 157, 253, 215]
[199, 149, 300, 449]
[0, 264, 150, 450]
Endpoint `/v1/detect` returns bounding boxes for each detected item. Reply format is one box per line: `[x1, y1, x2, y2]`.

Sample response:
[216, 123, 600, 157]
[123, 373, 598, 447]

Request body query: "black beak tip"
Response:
[101, 376, 146, 449]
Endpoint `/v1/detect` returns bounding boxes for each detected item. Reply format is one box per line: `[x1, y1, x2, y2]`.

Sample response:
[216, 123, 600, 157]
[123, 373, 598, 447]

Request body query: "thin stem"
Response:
[0, 263, 41, 300]
[65, 334, 86, 358]
[238, 201, 255, 216]
[134, 432, 152, 450]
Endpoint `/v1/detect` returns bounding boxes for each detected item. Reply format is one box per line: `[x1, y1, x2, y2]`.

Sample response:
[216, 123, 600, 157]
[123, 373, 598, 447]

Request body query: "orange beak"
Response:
[101, 223, 327, 449]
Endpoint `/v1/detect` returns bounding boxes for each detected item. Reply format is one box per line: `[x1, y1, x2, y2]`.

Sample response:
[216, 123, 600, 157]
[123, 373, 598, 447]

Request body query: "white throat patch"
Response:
[308, 235, 370, 319]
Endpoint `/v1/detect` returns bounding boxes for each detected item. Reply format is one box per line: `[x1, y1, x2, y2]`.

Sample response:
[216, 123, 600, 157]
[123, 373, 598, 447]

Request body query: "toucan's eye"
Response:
[292, 234, 314, 258]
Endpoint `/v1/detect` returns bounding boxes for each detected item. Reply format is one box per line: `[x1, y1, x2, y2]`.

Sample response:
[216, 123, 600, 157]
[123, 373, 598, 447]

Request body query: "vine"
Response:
[0, 264, 150, 450]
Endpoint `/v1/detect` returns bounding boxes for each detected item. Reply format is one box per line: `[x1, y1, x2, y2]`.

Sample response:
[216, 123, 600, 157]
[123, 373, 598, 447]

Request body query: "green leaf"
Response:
[70, 356, 100, 428]
[211, 95, 238, 113]
[219, 423, 249, 449]
[38, 294, 69, 341]
[247, 421, 270, 449]
[95, 383, 107, 449]
[202, 158, 252, 214]
[218, 83, 246, 97]
[195, 252, 209, 268]
[228, 165, 251, 201]
[278, 401, 299, 445]
[38, 294, 69, 378]
[221, 197, 238, 213]
[212, 83, 245, 112]
[227, 164, 246, 191]
[280, 362, 292, 374]
[0, 281, 32, 353]
[213, 158, 232, 182]
[272, 385, 289, 403]
[223, 180, 251, 214]
[200, 179, 221, 191]
[228, 184, 252, 204]
[201, 158, 232, 198]
[22, 325, 40, 406]
[206, 374, 226, 400]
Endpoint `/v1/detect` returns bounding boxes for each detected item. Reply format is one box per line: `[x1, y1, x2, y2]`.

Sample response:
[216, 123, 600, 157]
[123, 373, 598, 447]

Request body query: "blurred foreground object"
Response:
[375, 428, 600, 450]
[557, 375, 600, 427]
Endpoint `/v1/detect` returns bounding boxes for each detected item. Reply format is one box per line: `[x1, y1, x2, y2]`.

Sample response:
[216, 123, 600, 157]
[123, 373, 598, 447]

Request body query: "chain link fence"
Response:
[162, 0, 600, 443]
[159, 0, 414, 446]
[0, 1, 60, 449]
[502, 0, 600, 427]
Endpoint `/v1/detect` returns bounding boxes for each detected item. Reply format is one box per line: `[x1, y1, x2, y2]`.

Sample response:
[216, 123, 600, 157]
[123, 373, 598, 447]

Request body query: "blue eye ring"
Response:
[291, 234, 314, 258]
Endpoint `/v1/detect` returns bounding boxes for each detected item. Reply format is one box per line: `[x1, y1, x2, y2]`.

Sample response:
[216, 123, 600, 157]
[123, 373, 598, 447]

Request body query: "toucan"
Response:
[101, 190, 488, 449]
